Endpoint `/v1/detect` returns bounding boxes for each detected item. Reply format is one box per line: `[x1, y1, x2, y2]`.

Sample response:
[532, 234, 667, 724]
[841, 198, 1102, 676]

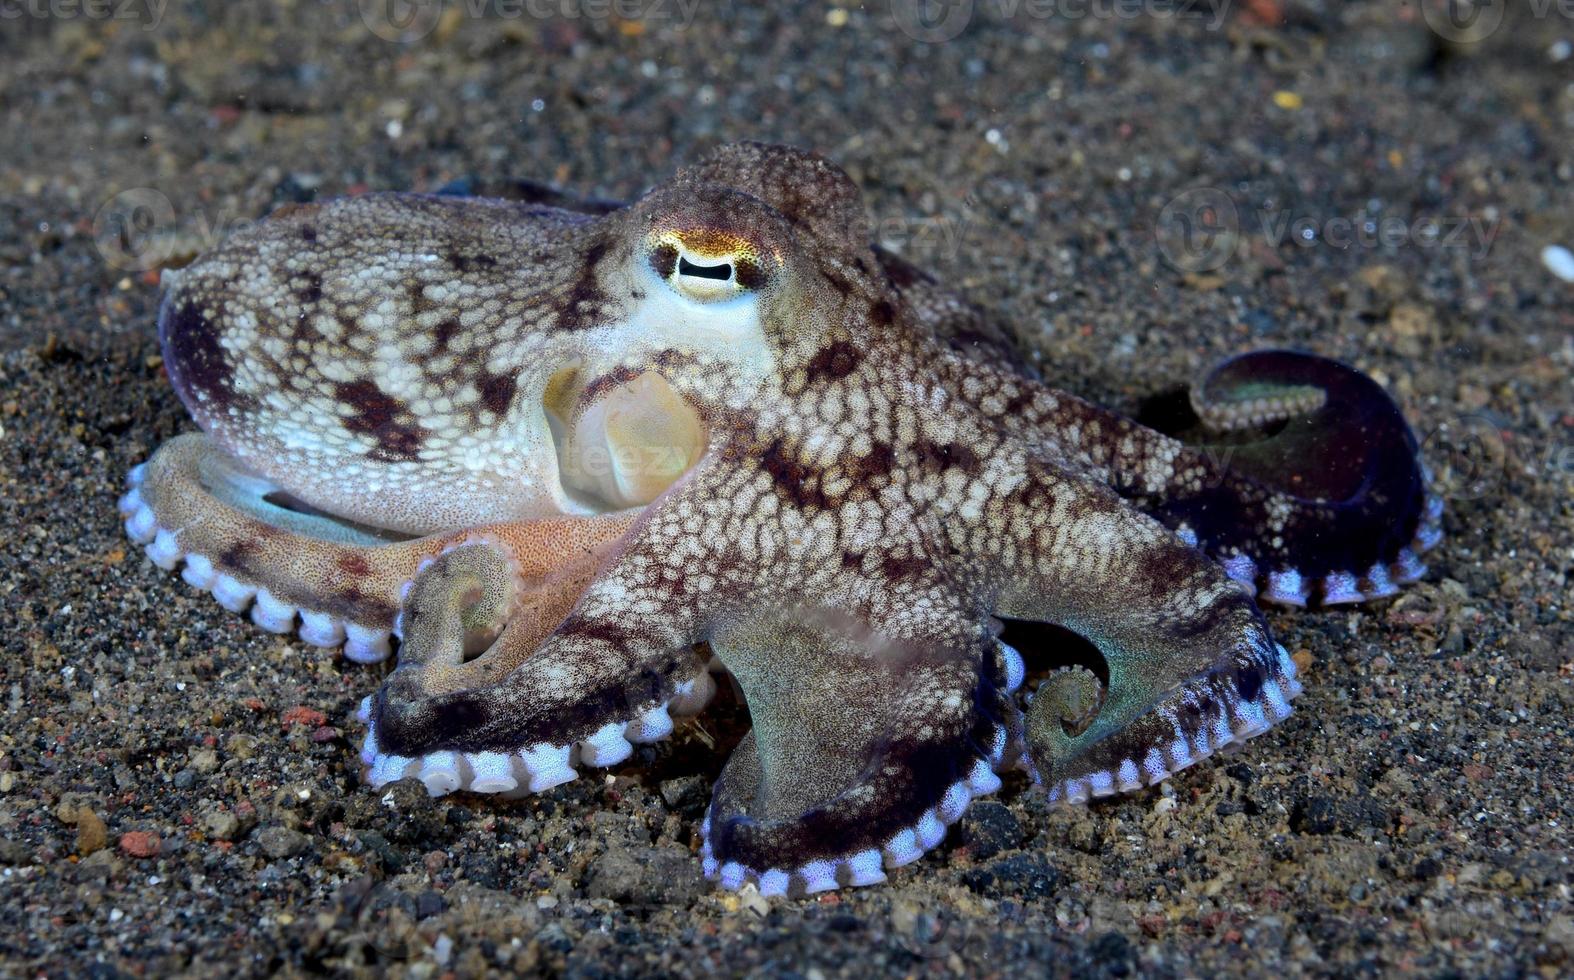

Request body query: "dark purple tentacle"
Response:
[1136, 350, 1440, 605]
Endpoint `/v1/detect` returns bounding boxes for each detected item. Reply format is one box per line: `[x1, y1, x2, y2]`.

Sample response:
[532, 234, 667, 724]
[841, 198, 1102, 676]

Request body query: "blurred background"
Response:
[1, 2, 1571, 976]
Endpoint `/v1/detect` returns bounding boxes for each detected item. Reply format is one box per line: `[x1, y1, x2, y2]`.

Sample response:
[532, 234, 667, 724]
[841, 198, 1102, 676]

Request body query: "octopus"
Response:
[119, 142, 1441, 897]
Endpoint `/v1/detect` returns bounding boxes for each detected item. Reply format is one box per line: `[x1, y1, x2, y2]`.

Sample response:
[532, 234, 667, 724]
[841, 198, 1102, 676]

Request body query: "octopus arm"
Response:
[950, 350, 1441, 607]
[119, 432, 633, 663]
[700, 604, 1021, 896]
[985, 453, 1304, 803]
[1141, 350, 1441, 605]
[361, 461, 743, 795]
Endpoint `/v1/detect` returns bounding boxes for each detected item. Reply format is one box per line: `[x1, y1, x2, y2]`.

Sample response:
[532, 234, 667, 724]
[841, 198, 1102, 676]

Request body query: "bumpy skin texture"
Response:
[121, 142, 1441, 896]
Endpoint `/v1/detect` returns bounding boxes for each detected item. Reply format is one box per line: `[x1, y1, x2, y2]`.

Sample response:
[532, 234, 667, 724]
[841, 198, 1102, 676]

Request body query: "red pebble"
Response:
[119, 831, 161, 858]
[282, 706, 328, 729]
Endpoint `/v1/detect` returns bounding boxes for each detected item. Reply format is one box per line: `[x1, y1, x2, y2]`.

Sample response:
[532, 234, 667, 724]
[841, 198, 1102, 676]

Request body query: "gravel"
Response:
[2, 3, 1570, 976]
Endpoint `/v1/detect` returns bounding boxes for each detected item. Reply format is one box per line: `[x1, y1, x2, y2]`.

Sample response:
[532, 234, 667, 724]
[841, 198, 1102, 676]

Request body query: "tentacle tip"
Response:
[1030, 634, 1307, 810]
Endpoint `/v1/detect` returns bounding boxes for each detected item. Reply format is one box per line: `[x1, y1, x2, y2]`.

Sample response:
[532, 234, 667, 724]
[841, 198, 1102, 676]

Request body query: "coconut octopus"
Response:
[119, 142, 1441, 897]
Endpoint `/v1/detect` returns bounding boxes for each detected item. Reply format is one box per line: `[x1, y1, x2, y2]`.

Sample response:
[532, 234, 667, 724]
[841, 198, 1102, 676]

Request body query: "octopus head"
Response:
[548, 182, 827, 511]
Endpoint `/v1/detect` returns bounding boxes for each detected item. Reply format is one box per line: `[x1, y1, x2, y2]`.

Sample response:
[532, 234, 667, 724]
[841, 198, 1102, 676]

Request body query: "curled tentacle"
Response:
[991, 452, 1303, 802]
[362, 531, 716, 798]
[119, 433, 635, 662]
[1023, 637, 1303, 803]
[1148, 350, 1438, 605]
[1034, 665, 1104, 740]
[939, 348, 1440, 607]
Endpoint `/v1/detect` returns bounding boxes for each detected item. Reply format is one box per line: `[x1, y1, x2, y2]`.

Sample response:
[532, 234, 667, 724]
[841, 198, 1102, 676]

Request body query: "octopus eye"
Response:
[649, 230, 770, 303]
[678, 256, 733, 281]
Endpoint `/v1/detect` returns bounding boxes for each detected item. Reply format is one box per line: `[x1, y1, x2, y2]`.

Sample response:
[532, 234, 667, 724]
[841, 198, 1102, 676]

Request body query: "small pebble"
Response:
[957, 801, 1024, 860]
[118, 832, 161, 859]
[1541, 244, 1574, 283]
[203, 809, 242, 842]
[256, 826, 308, 860]
[75, 809, 107, 857]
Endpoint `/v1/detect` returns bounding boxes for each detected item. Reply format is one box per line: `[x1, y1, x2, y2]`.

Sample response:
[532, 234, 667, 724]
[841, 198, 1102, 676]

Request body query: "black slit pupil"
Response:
[678, 256, 732, 281]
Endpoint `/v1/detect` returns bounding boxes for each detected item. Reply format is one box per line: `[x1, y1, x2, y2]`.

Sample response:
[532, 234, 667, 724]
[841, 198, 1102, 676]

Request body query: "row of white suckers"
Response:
[118, 462, 1320, 893]
[693, 643, 1028, 896]
[119, 463, 397, 663]
[1037, 641, 1304, 806]
[355, 670, 718, 796]
[1187, 494, 1443, 607]
[120, 461, 1444, 661]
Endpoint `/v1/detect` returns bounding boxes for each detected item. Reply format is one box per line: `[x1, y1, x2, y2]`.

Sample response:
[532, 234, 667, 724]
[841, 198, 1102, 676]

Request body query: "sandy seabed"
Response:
[1, 3, 1571, 976]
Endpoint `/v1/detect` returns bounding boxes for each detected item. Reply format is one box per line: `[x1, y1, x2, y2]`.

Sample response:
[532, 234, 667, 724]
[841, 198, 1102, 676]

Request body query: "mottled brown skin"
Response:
[126, 142, 1436, 894]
